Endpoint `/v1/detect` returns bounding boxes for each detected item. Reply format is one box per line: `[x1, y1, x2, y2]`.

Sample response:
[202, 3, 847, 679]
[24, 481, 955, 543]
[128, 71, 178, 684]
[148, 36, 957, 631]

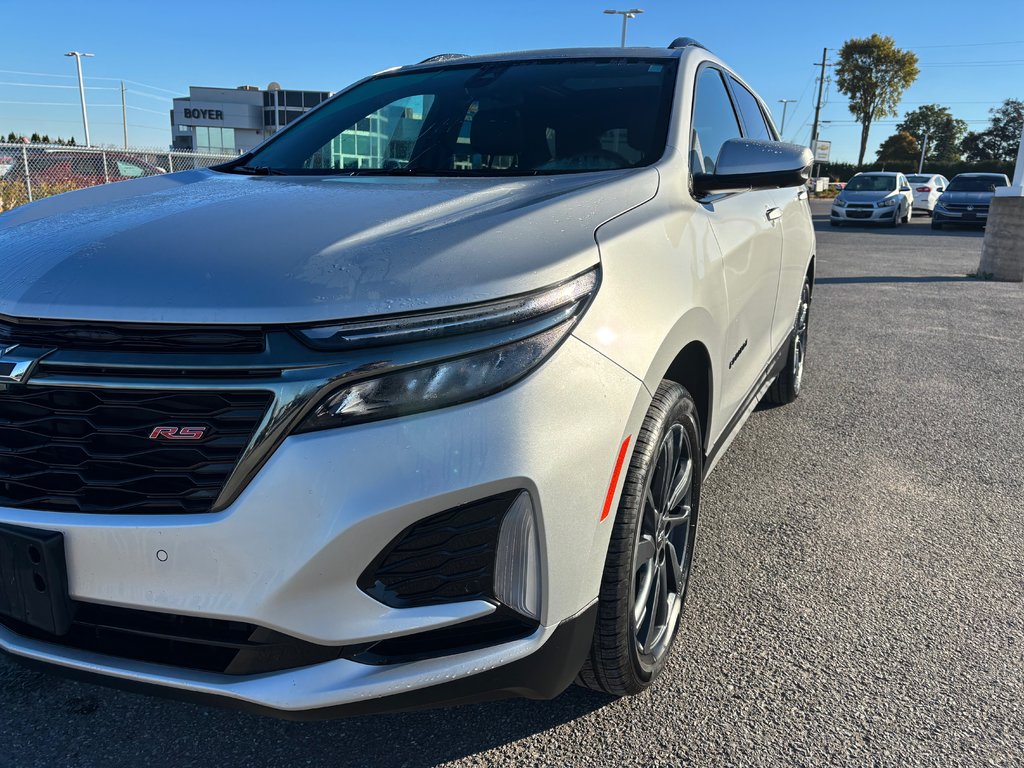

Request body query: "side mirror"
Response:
[692, 139, 813, 196]
[900, 185, 911, 192]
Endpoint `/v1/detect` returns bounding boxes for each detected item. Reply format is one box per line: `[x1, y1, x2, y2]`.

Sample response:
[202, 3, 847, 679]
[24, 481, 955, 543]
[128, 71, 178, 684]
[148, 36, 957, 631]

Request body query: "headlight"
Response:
[833, 198, 847, 208]
[878, 197, 899, 207]
[294, 269, 598, 432]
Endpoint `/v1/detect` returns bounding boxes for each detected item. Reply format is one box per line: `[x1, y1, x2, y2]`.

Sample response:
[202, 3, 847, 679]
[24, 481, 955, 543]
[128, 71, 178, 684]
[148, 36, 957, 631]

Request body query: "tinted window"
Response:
[906, 175, 931, 184]
[691, 68, 741, 174]
[844, 175, 897, 192]
[729, 77, 772, 141]
[238, 59, 678, 176]
[947, 175, 1008, 192]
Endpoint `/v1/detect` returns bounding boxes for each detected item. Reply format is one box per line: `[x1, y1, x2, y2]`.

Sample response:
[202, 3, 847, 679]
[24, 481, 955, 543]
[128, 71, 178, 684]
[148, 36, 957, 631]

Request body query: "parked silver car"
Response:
[0, 40, 815, 717]
[830, 171, 914, 226]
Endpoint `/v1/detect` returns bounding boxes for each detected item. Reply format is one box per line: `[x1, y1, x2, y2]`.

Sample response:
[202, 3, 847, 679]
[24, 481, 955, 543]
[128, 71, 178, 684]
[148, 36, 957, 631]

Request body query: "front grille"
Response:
[1, 602, 342, 675]
[359, 491, 522, 608]
[846, 210, 873, 219]
[0, 386, 272, 514]
[0, 316, 265, 354]
[845, 203, 874, 209]
[943, 203, 989, 213]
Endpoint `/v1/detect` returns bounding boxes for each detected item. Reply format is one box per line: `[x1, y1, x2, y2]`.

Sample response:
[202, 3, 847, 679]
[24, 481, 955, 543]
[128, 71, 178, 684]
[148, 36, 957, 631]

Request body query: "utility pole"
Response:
[777, 99, 796, 137]
[121, 80, 128, 149]
[809, 47, 828, 181]
[917, 131, 929, 174]
[603, 9, 644, 47]
[65, 51, 94, 147]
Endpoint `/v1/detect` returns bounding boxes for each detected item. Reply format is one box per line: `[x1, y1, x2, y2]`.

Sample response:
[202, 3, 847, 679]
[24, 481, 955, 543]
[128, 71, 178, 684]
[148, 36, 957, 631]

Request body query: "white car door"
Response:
[689, 66, 783, 423]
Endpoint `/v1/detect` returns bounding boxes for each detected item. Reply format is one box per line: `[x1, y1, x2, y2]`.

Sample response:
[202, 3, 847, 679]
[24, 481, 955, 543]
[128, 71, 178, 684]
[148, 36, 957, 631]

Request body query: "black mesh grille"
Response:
[0, 386, 272, 514]
[1, 602, 342, 675]
[0, 317, 265, 354]
[359, 491, 521, 607]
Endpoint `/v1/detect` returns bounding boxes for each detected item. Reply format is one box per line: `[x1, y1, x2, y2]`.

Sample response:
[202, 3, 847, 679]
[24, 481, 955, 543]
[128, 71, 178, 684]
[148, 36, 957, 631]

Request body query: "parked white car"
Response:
[905, 173, 949, 216]
[0, 41, 815, 717]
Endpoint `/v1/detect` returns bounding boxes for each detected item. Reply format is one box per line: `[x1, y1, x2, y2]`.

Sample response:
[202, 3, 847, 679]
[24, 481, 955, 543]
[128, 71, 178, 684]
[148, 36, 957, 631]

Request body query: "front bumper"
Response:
[933, 207, 988, 225]
[0, 336, 650, 715]
[830, 204, 898, 223]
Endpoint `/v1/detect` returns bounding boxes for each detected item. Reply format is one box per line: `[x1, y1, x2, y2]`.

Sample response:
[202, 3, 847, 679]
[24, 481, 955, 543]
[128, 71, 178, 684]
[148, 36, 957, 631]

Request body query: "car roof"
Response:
[954, 172, 1005, 178]
[399, 46, 684, 72]
[856, 171, 902, 176]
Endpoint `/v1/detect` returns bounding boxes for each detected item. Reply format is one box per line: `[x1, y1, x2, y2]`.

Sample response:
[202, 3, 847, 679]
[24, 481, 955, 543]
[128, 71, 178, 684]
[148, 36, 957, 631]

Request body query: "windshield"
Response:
[946, 176, 1007, 192]
[844, 175, 897, 192]
[228, 58, 678, 176]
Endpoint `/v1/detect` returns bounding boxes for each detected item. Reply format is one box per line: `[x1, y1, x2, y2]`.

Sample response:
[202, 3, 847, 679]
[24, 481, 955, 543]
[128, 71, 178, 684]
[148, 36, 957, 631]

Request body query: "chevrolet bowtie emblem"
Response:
[0, 345, 49, 384]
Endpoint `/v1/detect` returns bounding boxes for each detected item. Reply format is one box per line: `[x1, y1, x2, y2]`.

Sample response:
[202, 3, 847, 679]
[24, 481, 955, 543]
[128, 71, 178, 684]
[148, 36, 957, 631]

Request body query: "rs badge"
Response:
[149, 426, 208, 440]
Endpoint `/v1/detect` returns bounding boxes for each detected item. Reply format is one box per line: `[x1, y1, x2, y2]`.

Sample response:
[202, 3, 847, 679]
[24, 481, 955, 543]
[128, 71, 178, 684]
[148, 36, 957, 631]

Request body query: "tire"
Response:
[576, 381, 702, 696]
[890, 207, 900, 227]
[931, 221, 943, 231]
[764, 278, 810, 406]
[902, 206, 910, 223]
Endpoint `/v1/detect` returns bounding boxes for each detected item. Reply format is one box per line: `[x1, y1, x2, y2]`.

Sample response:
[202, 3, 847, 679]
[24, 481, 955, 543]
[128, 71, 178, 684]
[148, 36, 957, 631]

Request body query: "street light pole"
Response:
[777, 99, 796, 137]
[65, 51, 94, 147]
[603, 9, 644, 47]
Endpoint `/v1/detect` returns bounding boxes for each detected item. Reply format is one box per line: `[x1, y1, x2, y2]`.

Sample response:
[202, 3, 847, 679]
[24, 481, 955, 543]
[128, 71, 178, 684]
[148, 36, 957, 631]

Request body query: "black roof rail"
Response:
[418, 53, 470, 64]
[668, 37, 709, 51]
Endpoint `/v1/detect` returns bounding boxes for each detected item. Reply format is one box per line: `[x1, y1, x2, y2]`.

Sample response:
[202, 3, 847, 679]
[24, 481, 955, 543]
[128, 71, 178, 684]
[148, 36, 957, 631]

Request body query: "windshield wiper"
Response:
[228, 165, 286, 176]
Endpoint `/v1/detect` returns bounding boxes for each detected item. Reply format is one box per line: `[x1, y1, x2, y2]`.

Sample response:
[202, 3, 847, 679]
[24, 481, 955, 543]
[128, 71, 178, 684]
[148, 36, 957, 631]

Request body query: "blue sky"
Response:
[1, 0, 1021, 162]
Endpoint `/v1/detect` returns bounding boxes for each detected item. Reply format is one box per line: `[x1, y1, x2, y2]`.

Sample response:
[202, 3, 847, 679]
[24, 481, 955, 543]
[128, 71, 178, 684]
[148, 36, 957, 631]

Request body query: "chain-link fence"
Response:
[0, 144, 238, 212]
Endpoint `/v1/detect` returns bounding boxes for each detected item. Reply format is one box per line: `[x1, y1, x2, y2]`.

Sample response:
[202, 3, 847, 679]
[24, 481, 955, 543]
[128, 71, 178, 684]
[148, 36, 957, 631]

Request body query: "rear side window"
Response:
[729, 77, 773, 141]
[690, 68, 741, 174]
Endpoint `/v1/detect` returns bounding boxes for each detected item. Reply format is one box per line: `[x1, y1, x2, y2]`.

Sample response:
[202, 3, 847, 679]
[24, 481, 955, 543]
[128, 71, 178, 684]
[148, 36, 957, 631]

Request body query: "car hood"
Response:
[837, 190, 897, 204]
[0, 168, 658, 324]
[938, 190, 995, 205]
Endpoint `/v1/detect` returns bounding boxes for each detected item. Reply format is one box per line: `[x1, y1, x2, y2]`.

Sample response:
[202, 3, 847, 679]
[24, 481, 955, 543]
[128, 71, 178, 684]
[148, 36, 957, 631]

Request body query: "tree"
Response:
[896, 104, 968, 163]
[961, 98, 1024, 162]
[876, 131, 920, 165]
[30, 132, 41, 143]
[834, 34, 919, 167]
[5, 131, 16, 142]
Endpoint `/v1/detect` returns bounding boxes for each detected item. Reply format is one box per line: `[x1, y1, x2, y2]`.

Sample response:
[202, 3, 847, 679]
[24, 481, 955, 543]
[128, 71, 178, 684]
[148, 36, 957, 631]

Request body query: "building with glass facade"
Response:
[170, 85, 332, 154]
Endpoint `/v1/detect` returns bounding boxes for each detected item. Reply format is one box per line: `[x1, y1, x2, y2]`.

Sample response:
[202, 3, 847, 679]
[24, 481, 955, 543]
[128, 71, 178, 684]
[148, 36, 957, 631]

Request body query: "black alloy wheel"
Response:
[576, 381, 702, 695]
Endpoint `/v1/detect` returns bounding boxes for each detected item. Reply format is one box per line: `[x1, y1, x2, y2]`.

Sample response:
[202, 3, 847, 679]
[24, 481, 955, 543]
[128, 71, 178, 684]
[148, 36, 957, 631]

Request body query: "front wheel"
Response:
[576, 381, 702, 696]
[764, 278, 810, 406]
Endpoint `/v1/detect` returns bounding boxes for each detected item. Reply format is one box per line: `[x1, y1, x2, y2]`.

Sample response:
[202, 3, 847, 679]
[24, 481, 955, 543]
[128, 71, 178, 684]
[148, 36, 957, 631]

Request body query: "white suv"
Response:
[0, 40, 815, 717]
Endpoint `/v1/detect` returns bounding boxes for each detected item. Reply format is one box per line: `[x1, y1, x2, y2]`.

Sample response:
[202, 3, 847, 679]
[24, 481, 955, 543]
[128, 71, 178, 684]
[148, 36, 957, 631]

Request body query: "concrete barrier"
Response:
[979, 197, 1024, 282]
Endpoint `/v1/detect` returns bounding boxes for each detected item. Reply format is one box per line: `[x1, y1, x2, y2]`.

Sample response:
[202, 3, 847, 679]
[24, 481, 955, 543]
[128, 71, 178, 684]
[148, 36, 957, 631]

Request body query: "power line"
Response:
[0, 81, 117, 90]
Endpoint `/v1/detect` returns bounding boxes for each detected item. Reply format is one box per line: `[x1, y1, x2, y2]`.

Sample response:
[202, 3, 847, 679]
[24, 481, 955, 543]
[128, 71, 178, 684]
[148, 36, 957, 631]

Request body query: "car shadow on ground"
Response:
[5, 658, 618, 767]
[815, 275, 977, 284]
[810, 210, 985, 238]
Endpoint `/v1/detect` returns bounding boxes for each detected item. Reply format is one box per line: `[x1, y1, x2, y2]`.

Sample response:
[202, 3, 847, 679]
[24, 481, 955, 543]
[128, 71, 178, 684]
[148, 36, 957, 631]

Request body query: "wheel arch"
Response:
[661, 341, 713, 455]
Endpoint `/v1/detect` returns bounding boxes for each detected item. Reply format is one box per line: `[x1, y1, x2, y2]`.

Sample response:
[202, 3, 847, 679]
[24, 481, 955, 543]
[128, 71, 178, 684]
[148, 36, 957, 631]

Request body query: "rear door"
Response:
[728, 74, 812, 354]
[690, 66, 783, 424]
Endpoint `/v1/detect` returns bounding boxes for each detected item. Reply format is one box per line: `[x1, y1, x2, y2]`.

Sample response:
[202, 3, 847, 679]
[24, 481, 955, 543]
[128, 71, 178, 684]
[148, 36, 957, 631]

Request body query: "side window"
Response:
[728, 77, 773, 141]
[690, 68, 742, 175]
[116, 160, 146, 178]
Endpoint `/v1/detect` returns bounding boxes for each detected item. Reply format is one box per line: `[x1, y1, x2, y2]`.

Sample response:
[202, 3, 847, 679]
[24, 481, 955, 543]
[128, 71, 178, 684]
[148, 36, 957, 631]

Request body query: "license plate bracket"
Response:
[0, 523, 74, 635]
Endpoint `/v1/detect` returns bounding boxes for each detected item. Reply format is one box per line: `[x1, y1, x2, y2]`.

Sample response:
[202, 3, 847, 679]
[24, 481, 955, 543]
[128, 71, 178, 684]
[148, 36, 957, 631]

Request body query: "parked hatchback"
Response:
[0, 41, 815, 718]
[830, 171, 914, 226]
[905, 173, 949, 216]
[932, 172, 1010, 229]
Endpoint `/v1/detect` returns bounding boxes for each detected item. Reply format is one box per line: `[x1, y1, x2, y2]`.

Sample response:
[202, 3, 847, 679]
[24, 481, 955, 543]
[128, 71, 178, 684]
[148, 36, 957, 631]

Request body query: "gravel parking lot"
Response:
[1, 201, 1021, 768]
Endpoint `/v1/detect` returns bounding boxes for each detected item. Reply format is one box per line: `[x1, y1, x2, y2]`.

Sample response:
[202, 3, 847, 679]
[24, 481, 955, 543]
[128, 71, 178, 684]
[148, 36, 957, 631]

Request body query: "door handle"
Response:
[766, 207, 782, 222]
